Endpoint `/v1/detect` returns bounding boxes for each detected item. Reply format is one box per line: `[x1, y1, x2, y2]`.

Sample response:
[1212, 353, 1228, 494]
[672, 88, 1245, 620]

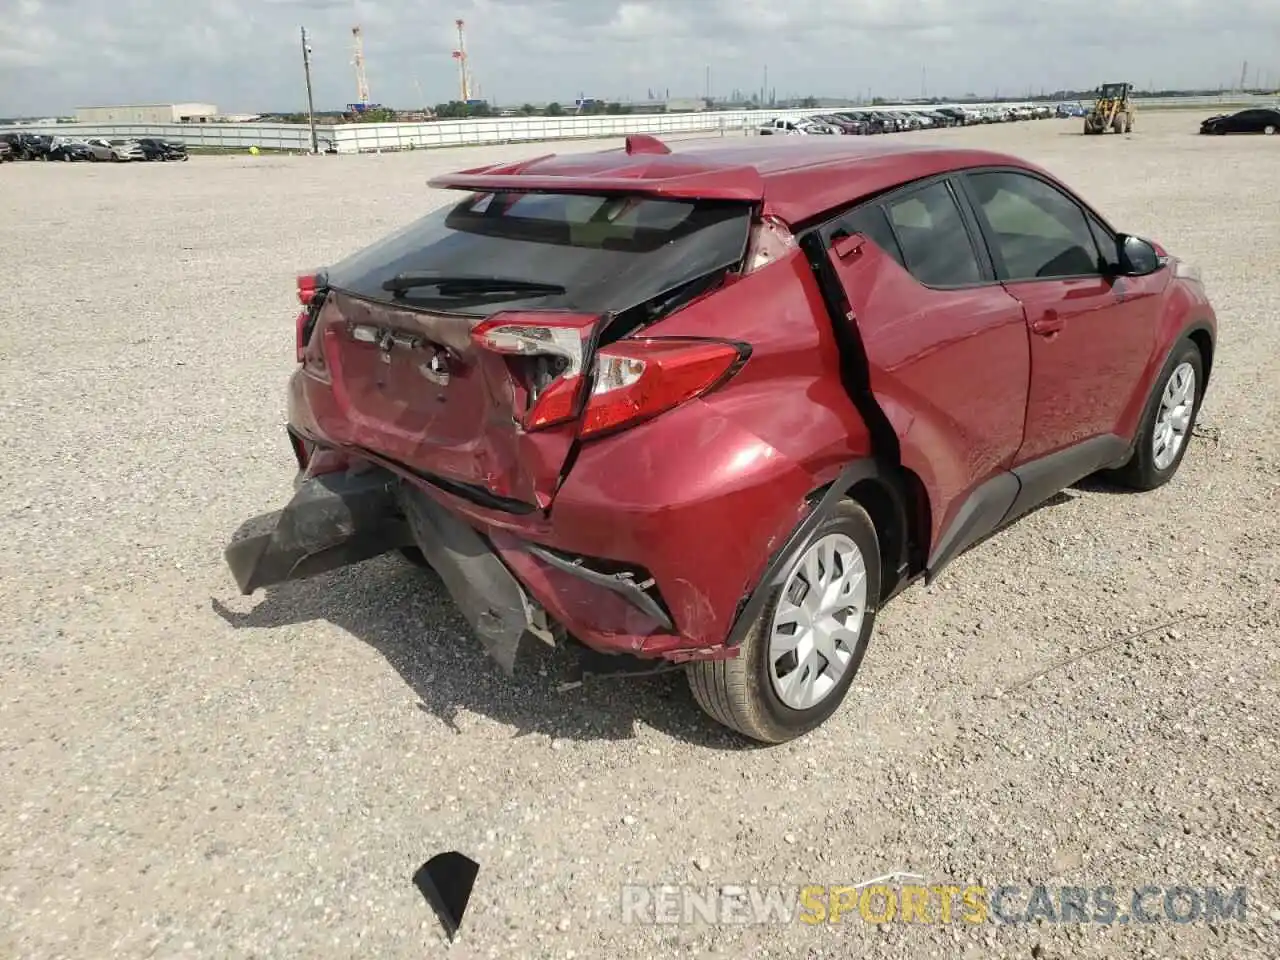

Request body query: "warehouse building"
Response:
[74, 103, 218, 124]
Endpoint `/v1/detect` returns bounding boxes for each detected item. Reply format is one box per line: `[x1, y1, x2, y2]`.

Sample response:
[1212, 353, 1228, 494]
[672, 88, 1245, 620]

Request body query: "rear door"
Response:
[312, 190, 752, 509]
[959, 168, 1160, 463]
[818, 177, 1031, 552]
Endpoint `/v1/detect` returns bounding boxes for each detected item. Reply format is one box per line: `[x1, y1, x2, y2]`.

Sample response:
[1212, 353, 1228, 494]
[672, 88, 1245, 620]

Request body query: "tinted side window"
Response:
[967, 171, 1101, 281]
[884, 181, 983, 287]
[827, 204, 905, 268]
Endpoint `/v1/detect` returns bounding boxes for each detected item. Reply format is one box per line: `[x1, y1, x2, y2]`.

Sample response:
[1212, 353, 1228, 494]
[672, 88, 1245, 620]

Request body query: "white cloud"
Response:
[1, 0, 1277, 115]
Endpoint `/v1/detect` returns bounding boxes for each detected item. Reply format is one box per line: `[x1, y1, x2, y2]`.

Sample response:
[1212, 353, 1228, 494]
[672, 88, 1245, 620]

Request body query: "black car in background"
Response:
[136, 137, 189, 160]
[0, 132, 52, 160]
[47, 138, 94, 161]
[1199, 107, 1280, 135]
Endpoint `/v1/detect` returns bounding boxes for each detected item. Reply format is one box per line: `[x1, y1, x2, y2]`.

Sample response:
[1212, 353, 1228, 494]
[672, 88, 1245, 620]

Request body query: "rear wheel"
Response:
[1107, 339, 1204, 491]
[687, 499, 880, 743]
[1265, 125, 1277, 136]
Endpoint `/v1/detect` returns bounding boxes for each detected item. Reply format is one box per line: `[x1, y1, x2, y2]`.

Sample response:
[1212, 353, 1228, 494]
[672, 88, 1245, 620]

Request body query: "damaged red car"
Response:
[225, 133, 1217, 743]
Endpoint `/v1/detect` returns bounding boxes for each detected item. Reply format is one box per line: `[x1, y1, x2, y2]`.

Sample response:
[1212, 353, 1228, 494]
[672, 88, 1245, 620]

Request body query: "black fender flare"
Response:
[723, 458, 906, 649]
[1115, 319, 1216, 466]
[1179, 319, 1216, 386]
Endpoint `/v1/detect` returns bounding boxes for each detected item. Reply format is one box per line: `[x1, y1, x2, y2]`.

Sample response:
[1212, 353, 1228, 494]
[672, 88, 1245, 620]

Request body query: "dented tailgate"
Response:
[304, 291, 603, 510]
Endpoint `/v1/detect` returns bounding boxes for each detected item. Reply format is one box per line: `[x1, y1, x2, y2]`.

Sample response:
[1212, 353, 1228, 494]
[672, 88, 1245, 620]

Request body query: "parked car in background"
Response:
[1199, 107, 1280, 135]
[814, 115, 864, 134]
[868, 111, 900, 132]
[224, 134, 1217, 743]
[136, 137, 189, 160]
[758, 118, 836, 135]
[19, 133, 52, 159]
[0, 140, 12, 162]
[47, 137, 94, 161]
[846, 112, 887, 134]
[0, 132, 44, 159]
[77, 138, 115, 162]
[105, 138, 146, 161]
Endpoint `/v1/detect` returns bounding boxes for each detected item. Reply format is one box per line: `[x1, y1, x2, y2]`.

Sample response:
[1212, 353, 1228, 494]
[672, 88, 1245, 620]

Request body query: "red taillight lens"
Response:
[296, 272, 321, 306]
[581, 339, 745, 438]
[471, 313, 598, 430]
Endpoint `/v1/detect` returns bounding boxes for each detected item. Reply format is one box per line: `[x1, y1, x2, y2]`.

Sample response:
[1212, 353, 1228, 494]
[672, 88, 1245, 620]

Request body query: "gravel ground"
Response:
[1, 111, 1277, 960]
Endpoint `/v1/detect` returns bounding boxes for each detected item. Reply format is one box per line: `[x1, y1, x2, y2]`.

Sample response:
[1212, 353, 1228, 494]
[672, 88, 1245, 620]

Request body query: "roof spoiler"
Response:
[427, 165, 766, 203]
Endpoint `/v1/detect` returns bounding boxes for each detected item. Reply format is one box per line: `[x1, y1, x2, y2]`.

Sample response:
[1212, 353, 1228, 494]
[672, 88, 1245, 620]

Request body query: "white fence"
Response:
[333, 108, 815, 153]
[2, 95, 1272, 155]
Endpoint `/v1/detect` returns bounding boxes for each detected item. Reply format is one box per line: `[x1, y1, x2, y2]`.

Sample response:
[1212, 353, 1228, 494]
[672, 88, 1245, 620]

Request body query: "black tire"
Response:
[1107, 339, 1205, 491]
[686, 499, 881, 744]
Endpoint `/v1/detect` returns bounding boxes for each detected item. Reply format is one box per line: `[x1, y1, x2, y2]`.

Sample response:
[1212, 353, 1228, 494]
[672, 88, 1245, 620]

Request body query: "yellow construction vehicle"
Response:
[1084, 82, 1135, 134]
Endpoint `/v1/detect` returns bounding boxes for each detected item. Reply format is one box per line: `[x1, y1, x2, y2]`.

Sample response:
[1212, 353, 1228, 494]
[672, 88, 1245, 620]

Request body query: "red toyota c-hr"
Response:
[226, 133, 1217, 743]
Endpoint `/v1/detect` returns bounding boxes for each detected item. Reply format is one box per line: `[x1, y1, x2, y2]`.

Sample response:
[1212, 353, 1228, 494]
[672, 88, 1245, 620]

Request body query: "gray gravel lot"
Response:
[1, 111, 1277, 959]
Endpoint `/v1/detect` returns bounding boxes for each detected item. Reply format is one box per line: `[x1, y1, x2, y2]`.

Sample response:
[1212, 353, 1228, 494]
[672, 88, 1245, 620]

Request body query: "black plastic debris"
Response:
[414, 851, 480, 941]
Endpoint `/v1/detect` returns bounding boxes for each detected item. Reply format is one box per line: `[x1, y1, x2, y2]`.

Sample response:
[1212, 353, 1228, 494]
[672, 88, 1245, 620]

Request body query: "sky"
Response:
[1, 0, 1278, 116]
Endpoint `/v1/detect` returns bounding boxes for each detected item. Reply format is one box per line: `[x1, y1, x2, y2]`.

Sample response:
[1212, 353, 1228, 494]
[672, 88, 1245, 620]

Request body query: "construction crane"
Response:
[452, 19, 471, 102]
[352, 26, 371, 107]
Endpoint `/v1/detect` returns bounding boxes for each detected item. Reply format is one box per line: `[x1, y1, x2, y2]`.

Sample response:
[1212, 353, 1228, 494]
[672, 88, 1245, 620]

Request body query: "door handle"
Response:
[1030, 310, 1063, 337]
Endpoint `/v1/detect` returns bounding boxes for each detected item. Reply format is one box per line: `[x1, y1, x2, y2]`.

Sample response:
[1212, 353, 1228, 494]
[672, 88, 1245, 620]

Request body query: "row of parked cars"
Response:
[0, 132, 188, 162]
[758, 103, 1061, 136]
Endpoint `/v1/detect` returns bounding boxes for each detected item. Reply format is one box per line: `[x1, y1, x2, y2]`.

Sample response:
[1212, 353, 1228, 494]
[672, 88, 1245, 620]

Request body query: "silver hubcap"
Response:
[768, 533, 868, 710]
[1153, 361, 1196, 471]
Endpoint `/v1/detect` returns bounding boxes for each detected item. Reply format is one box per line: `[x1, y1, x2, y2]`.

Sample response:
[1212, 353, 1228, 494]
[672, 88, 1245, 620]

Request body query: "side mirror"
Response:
[1117, 234, 1161, 277]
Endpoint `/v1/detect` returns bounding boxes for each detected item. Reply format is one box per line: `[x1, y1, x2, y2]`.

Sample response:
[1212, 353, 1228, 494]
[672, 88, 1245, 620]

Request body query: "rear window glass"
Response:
[325, 192, 752, 317]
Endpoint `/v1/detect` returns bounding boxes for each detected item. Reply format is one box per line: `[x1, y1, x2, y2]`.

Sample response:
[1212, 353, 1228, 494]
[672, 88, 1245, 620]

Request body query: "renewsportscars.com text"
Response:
[620, 883, 1249, 926]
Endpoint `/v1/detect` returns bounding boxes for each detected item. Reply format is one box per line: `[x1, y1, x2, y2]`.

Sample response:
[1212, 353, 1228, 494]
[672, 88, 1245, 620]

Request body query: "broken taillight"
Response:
[580, 339, 747, 438]
[471, 313, 746, 438]
[470, 313, 598, 429]
[296, 271, 322, 306]
[295, 271, 326, 363]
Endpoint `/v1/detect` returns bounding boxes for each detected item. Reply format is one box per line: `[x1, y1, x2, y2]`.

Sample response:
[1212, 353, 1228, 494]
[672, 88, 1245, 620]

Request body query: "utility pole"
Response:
[300, 26, 318, 154]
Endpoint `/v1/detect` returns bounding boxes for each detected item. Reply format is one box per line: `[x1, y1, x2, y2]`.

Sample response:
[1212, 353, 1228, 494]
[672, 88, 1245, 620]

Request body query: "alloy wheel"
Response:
[768, 533, 868, 710]
[1153, 361, 1196, 471]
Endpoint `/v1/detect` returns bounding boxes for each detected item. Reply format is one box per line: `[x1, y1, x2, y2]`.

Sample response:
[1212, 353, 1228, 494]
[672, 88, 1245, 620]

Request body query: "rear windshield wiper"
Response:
[381, 272, 566, 297]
